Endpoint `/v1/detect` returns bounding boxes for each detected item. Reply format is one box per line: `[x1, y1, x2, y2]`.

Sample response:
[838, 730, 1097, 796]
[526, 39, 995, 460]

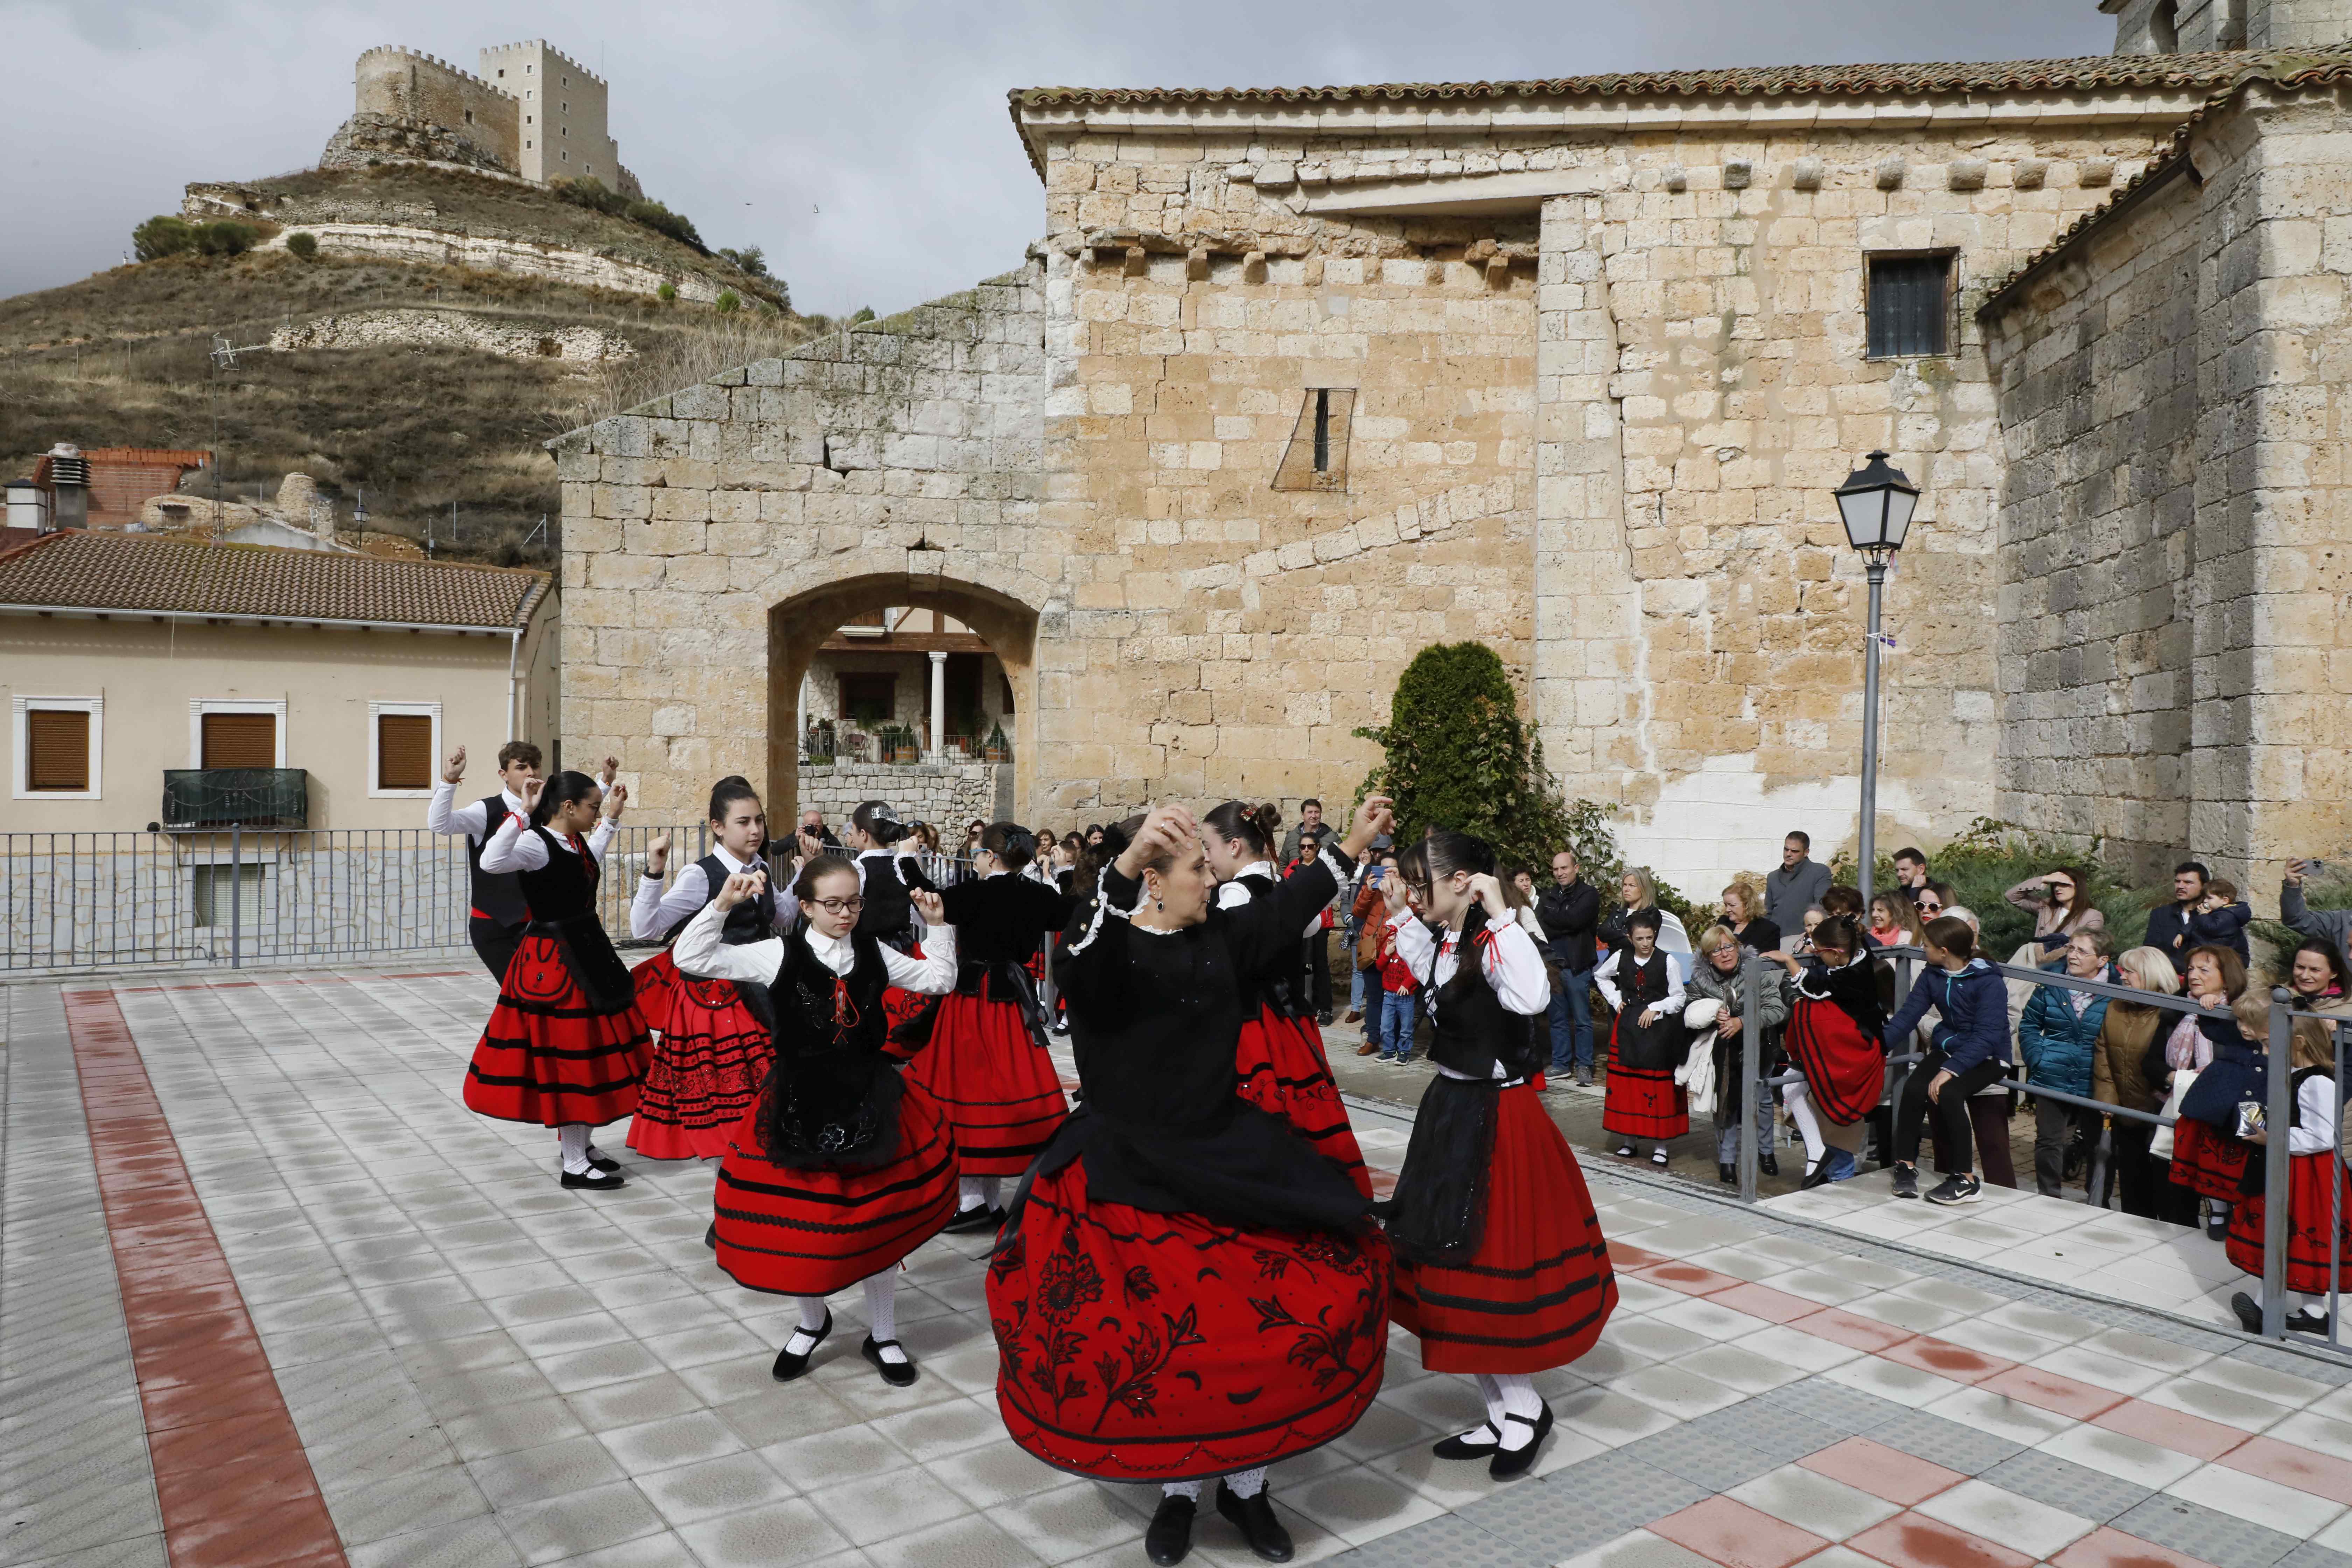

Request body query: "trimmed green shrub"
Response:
[713, 289, 740, 314]
[718, 246, 769, 278]
[196, 220, 260, 257]
[849, 306, 876, 325]
[133, 216, 198, 261]
[656, 281, 677, 304]
[284, 231, 319, 260]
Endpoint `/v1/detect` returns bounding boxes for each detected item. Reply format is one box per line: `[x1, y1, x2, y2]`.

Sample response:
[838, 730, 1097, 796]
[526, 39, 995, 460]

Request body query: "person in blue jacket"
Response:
[1884, 915, 2012, 1205]
[2018, 930, 2114, 1198]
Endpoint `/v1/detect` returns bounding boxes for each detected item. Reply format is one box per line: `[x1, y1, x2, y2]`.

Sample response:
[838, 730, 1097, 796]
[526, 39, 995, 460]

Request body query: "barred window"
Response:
[1867, 254, 1953, 358]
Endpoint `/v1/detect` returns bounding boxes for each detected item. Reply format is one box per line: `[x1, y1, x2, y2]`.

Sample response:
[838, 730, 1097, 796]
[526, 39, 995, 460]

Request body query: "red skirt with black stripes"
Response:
[711, 1078, 960, 1297]
[1236, 1005, 1374, 1199]
[987, 1156, 1389, 1482]
[904, 991, 1067, 1177]
[2226, 1151, 2352, 1293]
[1603, 1060, 1689, 1141]
[463, 934, 652, 1128]
[628, 975, 773, 1162]
[1391, 1083, 1619, 1373]
[2170, 1118, 2252, 1200]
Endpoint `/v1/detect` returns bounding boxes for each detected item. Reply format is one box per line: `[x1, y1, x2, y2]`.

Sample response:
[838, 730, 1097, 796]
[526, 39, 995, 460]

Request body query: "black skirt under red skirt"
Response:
[1236, 1006, 1373, 1199]
[904, 992, 1067, 1177]
[2226, 1152, 2352, 1293]
[1603, 1058, 1688, 1140]
[1392, 1083, 1619, 1373]
[2171, 1117, 2252, 1200]
[711, 1077, 959, 1297]
[628, 974, 773, 1161]
[464, 933, 652, 1128]
[987, 1157, 1388, 1482]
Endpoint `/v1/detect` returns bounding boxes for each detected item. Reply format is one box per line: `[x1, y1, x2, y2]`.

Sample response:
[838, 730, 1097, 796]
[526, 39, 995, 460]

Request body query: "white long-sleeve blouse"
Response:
[426, 778, 527, 844]
[672, 897, 958, 992]
[1217, 858, 1327, 939]
[629, 843, 798, 939]
[478, 812, 615, 873]
[1593, 946, 1688, 1017]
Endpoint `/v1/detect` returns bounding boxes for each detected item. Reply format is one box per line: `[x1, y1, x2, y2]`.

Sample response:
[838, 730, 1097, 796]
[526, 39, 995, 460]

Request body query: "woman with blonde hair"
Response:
[1720, 881, 1780, 955]
[1600, 867, 1692, 961]
[2095, 946, 2187, 1222]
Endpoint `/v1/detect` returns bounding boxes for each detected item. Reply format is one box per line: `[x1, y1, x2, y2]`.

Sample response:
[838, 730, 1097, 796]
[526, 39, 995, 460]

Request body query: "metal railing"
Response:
[1727, 945, 2352, 1352]
[161, 768, 309, 829]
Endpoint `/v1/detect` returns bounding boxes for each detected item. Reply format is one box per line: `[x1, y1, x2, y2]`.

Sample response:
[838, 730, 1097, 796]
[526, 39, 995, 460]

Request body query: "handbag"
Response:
[2148, 1068, 2195, 1161]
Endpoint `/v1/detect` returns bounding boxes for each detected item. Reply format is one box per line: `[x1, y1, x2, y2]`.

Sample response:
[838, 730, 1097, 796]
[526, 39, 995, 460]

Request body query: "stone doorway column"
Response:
[927, 650, 947, 759]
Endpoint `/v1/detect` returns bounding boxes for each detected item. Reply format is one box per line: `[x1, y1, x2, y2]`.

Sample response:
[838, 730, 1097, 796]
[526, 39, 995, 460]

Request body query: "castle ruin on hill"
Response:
[322, 40, 640, 198]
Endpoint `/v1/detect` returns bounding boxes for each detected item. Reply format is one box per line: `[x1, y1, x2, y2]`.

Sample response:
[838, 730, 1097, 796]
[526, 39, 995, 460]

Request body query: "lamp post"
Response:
[1834, 451, 1920, 908]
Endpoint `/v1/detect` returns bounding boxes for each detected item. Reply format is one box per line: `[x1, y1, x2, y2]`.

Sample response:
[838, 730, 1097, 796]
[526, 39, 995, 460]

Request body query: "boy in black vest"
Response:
[429, 742, 612, 980]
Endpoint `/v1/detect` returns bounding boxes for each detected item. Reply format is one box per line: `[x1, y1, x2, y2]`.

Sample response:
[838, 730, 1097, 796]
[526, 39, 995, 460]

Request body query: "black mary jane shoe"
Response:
[1800, 1162, 1834, 1191]
[1489, 1402, 1554, 1480]
[560, 1167, 626, 1191]
[1431, 1421, 1502, 1461]
[584, 1147, 622, 1173]
[1650, 1148, 1670, 1170]
[770, 1309, 832, 1382]
[703, 1222, 719, 1250]
[1146, 1493, 1197, 1566]
[861, 1335, 918, 1387]
[1717, 1162, 1736, 1185]
[1215, 1482, 1294, 1563]
[1613, 1143, 1637, 1159]
[1759, 1152, 1779, 1177]
[941, 1204, 1006, 1236]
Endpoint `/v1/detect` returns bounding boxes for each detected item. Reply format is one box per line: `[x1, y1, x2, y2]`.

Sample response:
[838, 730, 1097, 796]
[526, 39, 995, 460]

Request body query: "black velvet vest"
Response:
[693, 852, 775, 943]
[468, 795, 528, 924]
[756, 926, 900, 1166]
[1427, 904, 1544, 1082]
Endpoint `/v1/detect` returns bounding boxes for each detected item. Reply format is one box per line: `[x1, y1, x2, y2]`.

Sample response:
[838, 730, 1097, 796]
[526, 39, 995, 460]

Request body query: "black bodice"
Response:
[1427, 904, 1545, 1082]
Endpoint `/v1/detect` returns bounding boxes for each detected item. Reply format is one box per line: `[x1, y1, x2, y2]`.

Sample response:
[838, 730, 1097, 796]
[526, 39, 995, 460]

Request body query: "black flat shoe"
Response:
[1650, 1148, 1670, 1169]
[1146, 1494, 1196, 1566]
[771, 1310, 831, 1382]
[1431, 1422, 1501, 1461]
[584, 1147, 621, 1173]
[1490, 1401, 1553, 1480]
[1718, 1163, 1736, 1184]
[560, 1168, 626, 1191]
[1613, 1143, 1637, 1159]
[1759, 1153, 1779, 1177]
[1215, 1482, 1294, 1563]
[1801, 1162, 1835, 1190]
[2231, 1292, 2263, 1334]
[941, 1204, 1006, 1236]
[704, 1222, 718, 1250]
[861, 1335, 917, 1387]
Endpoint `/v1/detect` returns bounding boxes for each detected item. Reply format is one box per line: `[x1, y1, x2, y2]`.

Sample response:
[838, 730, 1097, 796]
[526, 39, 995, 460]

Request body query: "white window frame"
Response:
[188, 699, 287, 768]
[368, 701, 442, 799]
[12, 695, 103, 800]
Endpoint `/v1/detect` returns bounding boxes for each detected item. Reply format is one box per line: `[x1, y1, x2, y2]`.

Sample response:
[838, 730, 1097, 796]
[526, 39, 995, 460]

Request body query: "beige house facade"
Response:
[0, 532, 556, 834]
[556, 3, 2352, 891]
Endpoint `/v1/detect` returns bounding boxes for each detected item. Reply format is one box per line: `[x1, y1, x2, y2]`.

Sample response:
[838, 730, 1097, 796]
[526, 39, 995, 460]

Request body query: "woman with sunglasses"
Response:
[674, 855, 960, 1387]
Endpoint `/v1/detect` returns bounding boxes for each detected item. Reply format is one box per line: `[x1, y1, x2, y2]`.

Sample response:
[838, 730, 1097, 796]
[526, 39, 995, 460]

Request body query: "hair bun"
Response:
[1251, 803, 1282, 835]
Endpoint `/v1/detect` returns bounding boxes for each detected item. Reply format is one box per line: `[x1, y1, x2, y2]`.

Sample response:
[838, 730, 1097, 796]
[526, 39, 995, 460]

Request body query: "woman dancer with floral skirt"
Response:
[626, 777, 781, 1161]
[1382, 832, 1617, 1480]
[1199, 800, 1374, 1199]
[463, 770, 650, 1190]
[989, 799, 1395, 1566]
[674, 856, 960, 1386]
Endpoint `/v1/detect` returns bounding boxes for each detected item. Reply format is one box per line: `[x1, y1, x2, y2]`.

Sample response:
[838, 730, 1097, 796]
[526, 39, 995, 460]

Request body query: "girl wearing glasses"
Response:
[989, 799, 1395, 1567]
[906, 823, 1078, 1234]
[675, 853, 959, 1388]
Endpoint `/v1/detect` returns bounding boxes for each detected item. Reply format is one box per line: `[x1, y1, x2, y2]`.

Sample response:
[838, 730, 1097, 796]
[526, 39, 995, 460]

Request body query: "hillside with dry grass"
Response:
[1, 166, 821, 567]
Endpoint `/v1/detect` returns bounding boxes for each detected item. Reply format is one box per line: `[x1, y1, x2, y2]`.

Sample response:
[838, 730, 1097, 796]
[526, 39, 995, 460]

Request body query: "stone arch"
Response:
[766, 565, 1046, 826]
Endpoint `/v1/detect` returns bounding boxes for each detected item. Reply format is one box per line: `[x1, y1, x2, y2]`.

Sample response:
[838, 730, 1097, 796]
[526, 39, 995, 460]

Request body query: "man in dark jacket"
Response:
[2283, 858, 2352, 973]
[2141, 861, 2208, 974]
[1883, 915, 2012, 1206]
[1538, 848, 1603, 1085]
[1765, 832, 1834, 933]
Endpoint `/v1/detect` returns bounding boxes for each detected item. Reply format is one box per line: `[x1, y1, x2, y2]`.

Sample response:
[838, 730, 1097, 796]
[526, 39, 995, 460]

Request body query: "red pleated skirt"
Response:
[1235, 1006, 1373, 1199]
[877, 942, 929, 1063]
[2226, 1152, 2352, 1293]
[463, 934, 652, 1128]
[627, 975, 773, 1161]
[1393, 1084, 1619, 1373]
[904, 992, 1067, 1177]
[2171, 1118, 2251, 1200]
[632, 949, 680, 1025]
[1603, 1058, 1688, 1140]
[711, 1079, 959, 1297]
[987, 1157, 1389, 1482]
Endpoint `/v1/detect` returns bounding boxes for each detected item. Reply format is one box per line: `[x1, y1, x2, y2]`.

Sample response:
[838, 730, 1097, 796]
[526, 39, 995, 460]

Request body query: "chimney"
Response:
[312, 494, 337, 547]
[6, 477, 49, 532]
[46, 444, 89, 530]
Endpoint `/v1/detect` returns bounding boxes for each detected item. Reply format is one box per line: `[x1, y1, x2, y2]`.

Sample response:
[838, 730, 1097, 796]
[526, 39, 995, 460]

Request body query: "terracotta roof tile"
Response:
[0, 531, 548, 630]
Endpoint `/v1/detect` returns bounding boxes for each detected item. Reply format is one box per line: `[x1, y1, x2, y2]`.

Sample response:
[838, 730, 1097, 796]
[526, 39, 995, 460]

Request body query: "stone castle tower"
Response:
[2104, 0, 2352, 50]
[328, 40, 637, 197]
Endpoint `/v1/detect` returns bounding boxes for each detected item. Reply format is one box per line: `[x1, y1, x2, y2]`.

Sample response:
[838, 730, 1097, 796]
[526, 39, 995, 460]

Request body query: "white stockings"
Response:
[1784, 1082, 1827, 1169]
[556, 1122, 591, 1174]
[958, 1175, 1003, 1212]
[1161, 1467, 1265, 1501]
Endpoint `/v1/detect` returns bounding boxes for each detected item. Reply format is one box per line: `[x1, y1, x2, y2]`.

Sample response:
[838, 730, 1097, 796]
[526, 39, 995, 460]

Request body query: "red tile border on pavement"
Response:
[1980, 1365, 2129, 1422]
[2219, 1435, 2352, 1505]
[1879, 1335, 2017, 1386]
[64, 988, 349, 1568]
[1798, 1437, 1969, 1506]
[1846, 1511, 2033, 1568]
[1649, 1495, 1829, 1568]
[2090, 1397, 2249, 1462]
[2049, 1525, 2227, 1568]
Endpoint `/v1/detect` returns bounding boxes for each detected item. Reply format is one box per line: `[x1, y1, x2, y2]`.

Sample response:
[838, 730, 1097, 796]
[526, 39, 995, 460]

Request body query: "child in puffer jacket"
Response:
[2018, 930, 2114, 1198]
[1884, 915, 2013, 1206]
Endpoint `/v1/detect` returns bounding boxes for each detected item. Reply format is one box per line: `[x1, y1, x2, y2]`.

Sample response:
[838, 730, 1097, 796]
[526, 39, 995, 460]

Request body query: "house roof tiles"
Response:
[0, 530, 548, 630]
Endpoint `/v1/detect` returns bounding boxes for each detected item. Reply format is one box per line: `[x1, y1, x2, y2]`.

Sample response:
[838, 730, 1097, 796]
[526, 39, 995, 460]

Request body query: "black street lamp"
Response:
[1834, 451, 1921, 906]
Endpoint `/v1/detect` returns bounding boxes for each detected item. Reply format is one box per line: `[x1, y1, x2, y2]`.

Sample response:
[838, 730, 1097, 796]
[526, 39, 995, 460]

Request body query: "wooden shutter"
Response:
[201, 711, 276, 769]
[377, 714, 433, 790]
[26, 709, 90, 792]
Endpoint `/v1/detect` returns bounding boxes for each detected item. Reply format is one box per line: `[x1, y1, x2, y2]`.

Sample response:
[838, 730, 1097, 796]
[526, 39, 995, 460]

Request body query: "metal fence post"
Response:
[1737, 949, 1763, 1202]
[229, 822, 243, 970]
[2263, 986, 2295, 1338]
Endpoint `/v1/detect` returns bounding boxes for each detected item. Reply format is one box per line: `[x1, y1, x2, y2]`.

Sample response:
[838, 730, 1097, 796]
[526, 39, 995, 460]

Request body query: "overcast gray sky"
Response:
[4, 0, 2113, 318]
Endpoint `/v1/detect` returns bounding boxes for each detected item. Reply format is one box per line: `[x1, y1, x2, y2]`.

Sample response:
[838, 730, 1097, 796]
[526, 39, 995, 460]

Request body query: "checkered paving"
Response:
[8, 965, 2352, 1568]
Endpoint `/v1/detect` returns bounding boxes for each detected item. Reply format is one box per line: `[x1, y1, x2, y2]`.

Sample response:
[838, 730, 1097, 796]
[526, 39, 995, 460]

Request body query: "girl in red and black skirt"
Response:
[1768, 916, 1887, 1188]
[1382, 832, 1618, 1481]
[844, 800, 939, 1038]
[1595, 909, 1689, 1167]
[906, 822, 1075, 1234]
[2161, 945, 2252, 1238]
[1200, 800, 1375, 1199]
[463, 770, 651, 1191]
[2228, 1016, 2351, 1336]
[989, 800, 1394, 1567]
[674, 855, 959, 1386]
[625, 777, 779, 1161]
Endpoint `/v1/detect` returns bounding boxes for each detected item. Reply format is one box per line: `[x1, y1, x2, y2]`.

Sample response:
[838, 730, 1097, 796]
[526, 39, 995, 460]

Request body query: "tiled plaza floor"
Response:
[9, 964, 2352, 1568]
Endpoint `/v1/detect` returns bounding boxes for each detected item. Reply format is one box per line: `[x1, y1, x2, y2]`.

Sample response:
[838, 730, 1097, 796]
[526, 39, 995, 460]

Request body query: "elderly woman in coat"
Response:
[1686, 925, 1791, 1185]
